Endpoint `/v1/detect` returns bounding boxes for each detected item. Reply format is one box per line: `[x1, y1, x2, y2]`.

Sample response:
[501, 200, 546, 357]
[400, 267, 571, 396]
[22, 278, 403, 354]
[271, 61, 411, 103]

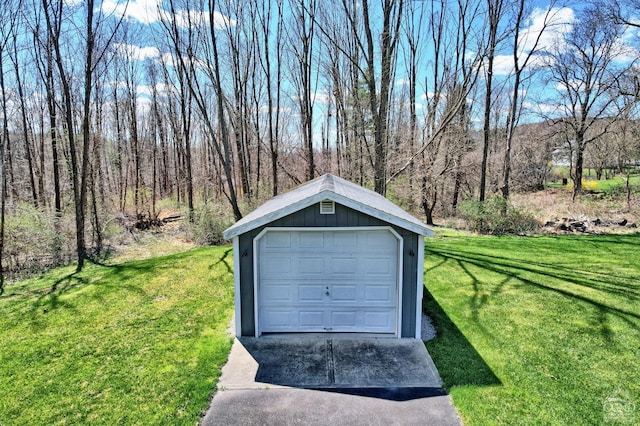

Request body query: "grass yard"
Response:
[424, 231, 640, 425]
[547, 173, 640, 193]
[0, 246, 235, 425]
[591, 174, 640, 193]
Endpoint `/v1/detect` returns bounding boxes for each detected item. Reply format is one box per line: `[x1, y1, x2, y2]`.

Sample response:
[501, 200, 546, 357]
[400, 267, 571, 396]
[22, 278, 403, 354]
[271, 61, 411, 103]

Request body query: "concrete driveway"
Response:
[200, 336, 461, 425]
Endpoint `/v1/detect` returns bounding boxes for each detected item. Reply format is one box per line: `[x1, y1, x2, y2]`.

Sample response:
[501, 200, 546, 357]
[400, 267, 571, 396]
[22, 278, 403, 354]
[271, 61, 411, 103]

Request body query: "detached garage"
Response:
[222, 174, 433, 338]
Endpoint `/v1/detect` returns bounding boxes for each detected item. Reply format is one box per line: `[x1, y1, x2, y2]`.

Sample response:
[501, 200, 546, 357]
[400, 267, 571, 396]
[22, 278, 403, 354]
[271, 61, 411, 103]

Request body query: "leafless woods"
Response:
[0, 0, 639, 281]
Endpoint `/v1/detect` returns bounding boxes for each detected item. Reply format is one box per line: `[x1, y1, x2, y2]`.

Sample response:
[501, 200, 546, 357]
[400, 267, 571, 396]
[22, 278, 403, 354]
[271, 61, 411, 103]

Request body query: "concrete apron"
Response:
[219, 336, 443, 390]
[201, 336, 462, 426]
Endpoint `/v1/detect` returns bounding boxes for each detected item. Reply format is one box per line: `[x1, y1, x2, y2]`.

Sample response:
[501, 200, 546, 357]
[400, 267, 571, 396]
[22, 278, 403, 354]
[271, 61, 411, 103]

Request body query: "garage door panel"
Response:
[298, 310, 325, 327]
[258, 229, 399, 334]
[262, 309, 293, 328]
[365, 285, 393, 302]
[332, 285, 357, 301]
[364, 310, 395, 330]
[298, 257, 325, 274]
[330, 257, 358, 274]
[366, 231, 397, 248]
[364, 257, 394, 276]
[261, 284, 291, 302]
[299, 232, 324, 248]
[331, 311, 358, 328]
[262, 256, 291, 275]
[333, 232, 358, 247]
[265, 232, 291, 248]
[298, 284, 325, 302]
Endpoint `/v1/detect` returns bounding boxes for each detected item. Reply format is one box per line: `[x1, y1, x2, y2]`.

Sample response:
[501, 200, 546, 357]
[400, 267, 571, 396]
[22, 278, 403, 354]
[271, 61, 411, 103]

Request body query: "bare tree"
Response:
[387, 0, 483, 223]
[479, 0, 507, 202]
[546, 6, 635, 200]
[501, 2, 558, 201]
[9, 27, 39, 206]
[332, 0, 404, 195]
[254, 0, 285, 195]
[161, 0, 242, 220]
[43, 0, 122, 270]
[0, 0, 22, 290]
[288, 0, 318, 181]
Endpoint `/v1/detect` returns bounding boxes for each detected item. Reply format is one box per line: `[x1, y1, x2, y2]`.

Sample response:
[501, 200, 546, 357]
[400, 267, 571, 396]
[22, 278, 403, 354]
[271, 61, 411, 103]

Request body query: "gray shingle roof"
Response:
[223, 173, 433, 239]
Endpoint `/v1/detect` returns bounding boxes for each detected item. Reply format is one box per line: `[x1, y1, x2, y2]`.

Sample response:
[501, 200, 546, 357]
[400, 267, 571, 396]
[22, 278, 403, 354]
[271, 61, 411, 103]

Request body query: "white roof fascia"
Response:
[223, 192, 329, 239]
[328, 192, 433, 237]
[223, 189, 433, 239]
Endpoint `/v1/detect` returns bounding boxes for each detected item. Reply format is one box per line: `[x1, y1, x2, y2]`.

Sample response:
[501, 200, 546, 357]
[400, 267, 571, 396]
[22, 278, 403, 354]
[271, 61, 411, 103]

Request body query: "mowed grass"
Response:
[0, 246, 235, 425]
[547, 172, 640, 193]
[592, 174, 640, 193]
[424, 232, 640, 425]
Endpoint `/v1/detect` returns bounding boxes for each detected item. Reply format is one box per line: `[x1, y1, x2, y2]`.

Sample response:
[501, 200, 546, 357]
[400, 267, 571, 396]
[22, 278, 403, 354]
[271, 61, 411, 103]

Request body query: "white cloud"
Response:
[258, 105, 293, 114]
[137, 85, 153, 96]
[490, 7, 575, 77]
[101, 0, 162, 25]
[312, 92, 331, 104]
[492, 55, 515, 76]
[612, 27, 640, 64]
[137, 83, 176, 97]
[170, 9, 236, 29]
[519, 7, 575, 54]
[113, 43, 161, 61]
[420, 92, 436, 100]
[108, 80, 129, 90]
[101, 0, 235, 29]
[524, 100, 565, 116]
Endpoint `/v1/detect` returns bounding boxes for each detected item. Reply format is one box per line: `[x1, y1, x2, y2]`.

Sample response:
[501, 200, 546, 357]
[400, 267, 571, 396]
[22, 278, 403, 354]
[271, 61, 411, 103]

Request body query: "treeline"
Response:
[1, 0, 640, 284]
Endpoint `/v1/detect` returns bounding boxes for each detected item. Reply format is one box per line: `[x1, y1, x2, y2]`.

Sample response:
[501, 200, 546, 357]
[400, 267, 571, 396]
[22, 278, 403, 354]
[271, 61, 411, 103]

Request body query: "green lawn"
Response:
[0, 247, 235, 425]
[424, 232, 640, 425]
[591, 174, 640, 193]
[547, 172, 640, 193]
[3, 234, 639, 425]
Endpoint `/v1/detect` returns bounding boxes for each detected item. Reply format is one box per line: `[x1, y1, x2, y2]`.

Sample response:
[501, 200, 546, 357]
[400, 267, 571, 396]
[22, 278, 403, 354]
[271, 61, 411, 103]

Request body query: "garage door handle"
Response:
[325, 291, 330, 296]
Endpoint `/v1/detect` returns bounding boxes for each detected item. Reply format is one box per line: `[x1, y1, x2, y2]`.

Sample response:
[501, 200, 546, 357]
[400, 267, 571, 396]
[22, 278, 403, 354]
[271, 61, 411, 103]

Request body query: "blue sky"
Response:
[87, 0, 640, 133]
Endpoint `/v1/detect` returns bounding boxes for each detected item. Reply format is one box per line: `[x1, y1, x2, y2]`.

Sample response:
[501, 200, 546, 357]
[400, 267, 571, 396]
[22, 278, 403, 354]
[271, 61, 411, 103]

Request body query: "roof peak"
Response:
[318, 173, 335, 192]
[223, 173, 433, 239]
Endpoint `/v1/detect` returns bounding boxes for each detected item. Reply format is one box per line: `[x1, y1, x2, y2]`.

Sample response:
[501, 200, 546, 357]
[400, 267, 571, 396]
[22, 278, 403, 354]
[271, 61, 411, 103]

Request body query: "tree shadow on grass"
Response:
[426, 235, 640, 347]
[423, 288, 501, 390]
[211, 248, 232, 274]
[22, 259, 160, 323]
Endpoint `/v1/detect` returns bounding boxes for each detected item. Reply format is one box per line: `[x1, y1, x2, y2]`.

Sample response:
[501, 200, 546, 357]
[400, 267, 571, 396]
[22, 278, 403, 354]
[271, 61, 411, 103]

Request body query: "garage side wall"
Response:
[237, 203, 420, 337]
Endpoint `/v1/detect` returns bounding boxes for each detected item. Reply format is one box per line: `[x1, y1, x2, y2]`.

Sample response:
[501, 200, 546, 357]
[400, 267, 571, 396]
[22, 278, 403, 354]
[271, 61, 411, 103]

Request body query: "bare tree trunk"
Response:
[480, 0, 505, 202]
[573, 136, 585, 201]
[175, 66, 194, 220]
[11, 37, 38, 207]
[0, 35, 9, 292]
[209, 1, 242, 220]
[46, 46, 61, 215]
[257, 0, 283, 195]
[44, 0, 86, 270]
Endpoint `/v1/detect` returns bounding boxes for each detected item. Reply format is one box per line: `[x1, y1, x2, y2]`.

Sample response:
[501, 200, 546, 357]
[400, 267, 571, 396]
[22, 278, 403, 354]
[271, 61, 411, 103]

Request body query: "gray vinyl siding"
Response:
[238, 202, 420, 337]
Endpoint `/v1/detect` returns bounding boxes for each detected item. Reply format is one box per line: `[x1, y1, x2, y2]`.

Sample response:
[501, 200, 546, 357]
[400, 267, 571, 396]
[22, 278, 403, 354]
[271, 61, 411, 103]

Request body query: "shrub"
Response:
[188, 203, 234, 246]
[582, 180, 599, 192]
[458, 197, 540, 235]
[3, 203, 75, 277]
[564, 179, 599, 192]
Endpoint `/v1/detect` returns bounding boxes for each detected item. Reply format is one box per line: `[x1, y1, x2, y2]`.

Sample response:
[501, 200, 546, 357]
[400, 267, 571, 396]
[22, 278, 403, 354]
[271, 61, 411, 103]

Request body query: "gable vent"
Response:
[320, 200, 335, 215]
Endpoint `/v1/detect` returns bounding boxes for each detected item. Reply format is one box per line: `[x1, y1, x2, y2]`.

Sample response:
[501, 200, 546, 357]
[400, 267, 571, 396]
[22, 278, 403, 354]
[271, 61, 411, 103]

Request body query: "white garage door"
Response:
[256, 228, 401, 334]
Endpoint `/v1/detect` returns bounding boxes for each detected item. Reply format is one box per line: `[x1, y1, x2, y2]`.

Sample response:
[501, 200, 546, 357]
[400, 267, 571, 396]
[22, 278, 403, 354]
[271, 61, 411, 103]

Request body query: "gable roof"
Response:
[223, 173, 433, 239]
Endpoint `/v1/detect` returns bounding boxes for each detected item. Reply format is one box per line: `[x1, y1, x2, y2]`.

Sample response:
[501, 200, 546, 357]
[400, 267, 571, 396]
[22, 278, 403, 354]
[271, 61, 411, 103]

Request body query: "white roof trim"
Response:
[223, 174, 434, 239]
